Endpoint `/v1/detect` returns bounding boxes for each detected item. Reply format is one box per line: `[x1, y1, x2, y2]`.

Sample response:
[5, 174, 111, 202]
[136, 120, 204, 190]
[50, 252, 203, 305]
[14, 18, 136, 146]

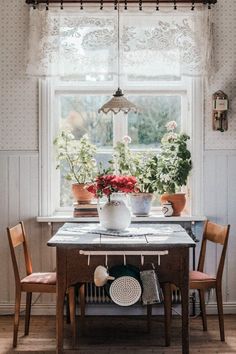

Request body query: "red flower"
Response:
[86, 184, 97, 195]
[87, 174, 137, 200]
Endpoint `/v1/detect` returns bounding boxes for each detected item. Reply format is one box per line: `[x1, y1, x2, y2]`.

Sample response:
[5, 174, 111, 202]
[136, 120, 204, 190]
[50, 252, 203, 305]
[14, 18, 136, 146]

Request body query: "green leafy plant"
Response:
[54, 130, 97, 184]
[155, 121, 192, 194]
[112, 136, 159, 193]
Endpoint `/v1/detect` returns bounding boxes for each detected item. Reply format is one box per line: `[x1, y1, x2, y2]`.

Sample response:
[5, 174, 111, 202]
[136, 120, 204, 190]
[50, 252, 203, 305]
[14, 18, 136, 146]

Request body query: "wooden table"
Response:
[48, 223, 195, 354]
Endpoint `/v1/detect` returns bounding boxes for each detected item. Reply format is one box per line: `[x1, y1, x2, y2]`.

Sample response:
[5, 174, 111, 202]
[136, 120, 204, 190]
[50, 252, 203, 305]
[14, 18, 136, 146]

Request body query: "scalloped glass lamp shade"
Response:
[98, 88, 139, 115]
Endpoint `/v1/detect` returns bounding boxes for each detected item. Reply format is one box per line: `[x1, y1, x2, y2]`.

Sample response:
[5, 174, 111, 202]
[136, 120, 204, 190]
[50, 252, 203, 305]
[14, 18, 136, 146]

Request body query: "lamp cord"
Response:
[117, 0, 120, 89]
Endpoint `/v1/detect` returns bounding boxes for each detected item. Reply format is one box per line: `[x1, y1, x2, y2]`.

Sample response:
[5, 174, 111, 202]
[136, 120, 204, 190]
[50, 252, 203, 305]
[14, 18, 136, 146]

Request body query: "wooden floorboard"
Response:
[0, 315, 236, 353]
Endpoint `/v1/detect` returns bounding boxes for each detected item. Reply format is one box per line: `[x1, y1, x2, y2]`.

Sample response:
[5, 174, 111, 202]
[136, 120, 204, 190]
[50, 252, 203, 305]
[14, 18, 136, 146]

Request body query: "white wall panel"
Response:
[227, 155, 236, 302]
[203, 150, 236, 306]
[0, 152, 54, 309]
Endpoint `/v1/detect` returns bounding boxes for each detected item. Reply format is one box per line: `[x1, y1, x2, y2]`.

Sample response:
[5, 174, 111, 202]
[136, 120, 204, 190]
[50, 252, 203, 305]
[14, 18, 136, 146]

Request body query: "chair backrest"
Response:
[7, 222, 33, 286]
[198, 220, 230, 282]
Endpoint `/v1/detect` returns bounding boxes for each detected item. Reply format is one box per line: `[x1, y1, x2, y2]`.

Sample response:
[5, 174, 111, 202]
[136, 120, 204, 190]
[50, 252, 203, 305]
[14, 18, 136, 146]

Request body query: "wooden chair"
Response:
[7, 221, 76, 347]
[190, 220, 230, 341]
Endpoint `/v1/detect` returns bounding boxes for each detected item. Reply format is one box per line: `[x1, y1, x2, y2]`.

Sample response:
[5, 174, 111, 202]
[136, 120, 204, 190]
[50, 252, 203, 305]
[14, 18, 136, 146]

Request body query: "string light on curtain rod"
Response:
[139, 0, 143, 11]
[33, 0, 38, 9]
[98, 1, 139, 115]
[26, 0, 216, 11]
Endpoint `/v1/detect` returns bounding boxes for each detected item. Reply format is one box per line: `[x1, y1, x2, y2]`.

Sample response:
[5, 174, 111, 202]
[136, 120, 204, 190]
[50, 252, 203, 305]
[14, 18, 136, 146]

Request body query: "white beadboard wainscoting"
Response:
[0, 150, 236, 315]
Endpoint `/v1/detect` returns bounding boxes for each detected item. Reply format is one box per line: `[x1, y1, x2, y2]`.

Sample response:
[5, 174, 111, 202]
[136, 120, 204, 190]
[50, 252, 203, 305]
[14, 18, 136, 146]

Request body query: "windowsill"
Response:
[36, 212, 206, 223]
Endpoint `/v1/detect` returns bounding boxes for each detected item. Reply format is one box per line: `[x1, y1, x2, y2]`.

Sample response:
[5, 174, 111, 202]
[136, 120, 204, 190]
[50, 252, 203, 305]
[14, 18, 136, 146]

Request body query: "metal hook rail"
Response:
[79, 250, 169, 266]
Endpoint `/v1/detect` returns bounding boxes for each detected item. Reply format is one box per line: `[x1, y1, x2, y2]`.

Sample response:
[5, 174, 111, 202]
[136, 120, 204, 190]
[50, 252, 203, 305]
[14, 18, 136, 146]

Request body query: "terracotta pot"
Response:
[160, 193, 186, 216]
[72, 183, 93, 204]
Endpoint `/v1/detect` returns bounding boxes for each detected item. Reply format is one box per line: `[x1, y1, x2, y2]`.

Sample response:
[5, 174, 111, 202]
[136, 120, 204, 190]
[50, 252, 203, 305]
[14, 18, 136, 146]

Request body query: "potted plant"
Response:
[155, 121, 192, 216]
[87, 174, 137, 230]
[112, 137, 159, 216]
[54, 129, 97, 204]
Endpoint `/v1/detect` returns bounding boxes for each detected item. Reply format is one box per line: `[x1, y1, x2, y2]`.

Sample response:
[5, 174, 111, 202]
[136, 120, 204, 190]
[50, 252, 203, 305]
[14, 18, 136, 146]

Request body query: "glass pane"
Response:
[59, 95, 113, 207]
[127, 96, 181, 149]
[59, 95, 113, 148]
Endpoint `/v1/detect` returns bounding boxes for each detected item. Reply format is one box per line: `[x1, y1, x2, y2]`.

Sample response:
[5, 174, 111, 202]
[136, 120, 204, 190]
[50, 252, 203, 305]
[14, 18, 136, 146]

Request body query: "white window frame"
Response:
[39, 76, 203, 217]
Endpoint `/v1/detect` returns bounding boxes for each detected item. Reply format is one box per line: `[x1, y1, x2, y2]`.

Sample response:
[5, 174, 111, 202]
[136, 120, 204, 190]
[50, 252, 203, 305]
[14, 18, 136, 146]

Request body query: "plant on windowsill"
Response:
[53, 129, 97, 204]
[155, 121, 192, 216]
[112, 136, 159, 216]
[87, 174, 137, 231]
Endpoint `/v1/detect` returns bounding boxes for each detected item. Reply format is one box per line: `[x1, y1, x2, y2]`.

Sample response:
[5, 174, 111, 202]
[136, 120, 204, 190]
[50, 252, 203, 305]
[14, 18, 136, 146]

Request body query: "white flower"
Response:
[160, 173, 171, 183]
[123, 135, 132, 144]
[166, 121, 177, 131]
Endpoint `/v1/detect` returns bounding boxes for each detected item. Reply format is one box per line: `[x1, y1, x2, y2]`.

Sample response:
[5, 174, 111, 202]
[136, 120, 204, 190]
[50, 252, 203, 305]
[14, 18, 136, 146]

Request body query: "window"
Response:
[38, 8, 205, 216]
[40, 74, 203, 215]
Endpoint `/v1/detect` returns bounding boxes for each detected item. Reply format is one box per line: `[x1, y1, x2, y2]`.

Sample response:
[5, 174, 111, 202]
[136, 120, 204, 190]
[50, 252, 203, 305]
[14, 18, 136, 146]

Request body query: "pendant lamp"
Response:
[98, 2, 139, 115]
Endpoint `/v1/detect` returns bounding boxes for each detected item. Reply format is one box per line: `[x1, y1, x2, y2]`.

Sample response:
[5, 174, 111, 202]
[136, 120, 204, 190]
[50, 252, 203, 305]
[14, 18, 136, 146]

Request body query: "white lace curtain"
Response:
[27, 6, 212, 79]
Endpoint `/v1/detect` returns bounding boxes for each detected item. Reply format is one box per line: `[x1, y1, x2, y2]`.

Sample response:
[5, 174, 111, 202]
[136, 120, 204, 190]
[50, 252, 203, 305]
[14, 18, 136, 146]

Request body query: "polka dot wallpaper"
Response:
[0, 0, 235, 150]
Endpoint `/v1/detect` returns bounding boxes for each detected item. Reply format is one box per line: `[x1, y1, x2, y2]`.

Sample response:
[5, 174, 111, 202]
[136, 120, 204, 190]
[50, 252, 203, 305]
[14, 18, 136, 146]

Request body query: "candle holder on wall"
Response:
[212, 90, 229, 132]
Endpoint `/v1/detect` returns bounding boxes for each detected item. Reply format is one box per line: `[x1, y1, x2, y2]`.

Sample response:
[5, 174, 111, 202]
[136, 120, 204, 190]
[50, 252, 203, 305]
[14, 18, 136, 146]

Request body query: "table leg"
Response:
[180, 250, 190, 354]
[163, 282, 172, 347]
[56, 247, 67, 354]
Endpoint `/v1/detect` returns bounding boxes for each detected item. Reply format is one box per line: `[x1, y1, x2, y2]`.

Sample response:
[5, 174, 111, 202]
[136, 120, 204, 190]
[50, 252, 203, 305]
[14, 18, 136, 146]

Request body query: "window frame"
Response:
[39, 76, 203, 217]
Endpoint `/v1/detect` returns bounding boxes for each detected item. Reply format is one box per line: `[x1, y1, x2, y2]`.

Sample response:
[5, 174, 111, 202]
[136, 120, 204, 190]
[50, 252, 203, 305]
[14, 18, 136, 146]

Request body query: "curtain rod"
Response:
[26, 0, 217, 4]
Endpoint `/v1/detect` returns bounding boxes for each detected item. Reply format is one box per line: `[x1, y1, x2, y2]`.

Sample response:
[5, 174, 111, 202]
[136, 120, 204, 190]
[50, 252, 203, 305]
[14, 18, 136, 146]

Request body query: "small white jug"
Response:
[162, 201, 174, 217]
[94, 265, 115, 287]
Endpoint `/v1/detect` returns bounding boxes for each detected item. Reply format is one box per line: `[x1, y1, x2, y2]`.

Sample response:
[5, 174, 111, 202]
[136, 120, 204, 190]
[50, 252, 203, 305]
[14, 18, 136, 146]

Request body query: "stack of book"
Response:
[73, 202, 98, 217]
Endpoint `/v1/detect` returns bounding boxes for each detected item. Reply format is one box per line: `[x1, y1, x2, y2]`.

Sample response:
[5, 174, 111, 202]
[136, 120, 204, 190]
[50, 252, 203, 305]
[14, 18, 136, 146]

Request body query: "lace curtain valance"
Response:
[27, 7, 212, 79]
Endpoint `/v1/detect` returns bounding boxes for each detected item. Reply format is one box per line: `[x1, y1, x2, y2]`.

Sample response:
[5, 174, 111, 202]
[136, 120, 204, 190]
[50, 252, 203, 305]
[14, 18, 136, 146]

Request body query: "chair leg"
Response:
[163, 283, 172, 347]
[198, 289, 207, 331]
[79, 284, 86, 333]
[68, 287, 76, 346]
[66, 293, 71, 324]
[13, 289, 21, 347]
[24, 292, 32, 336]
[216, 285, 225, 341]
[147, 305, 152, 333]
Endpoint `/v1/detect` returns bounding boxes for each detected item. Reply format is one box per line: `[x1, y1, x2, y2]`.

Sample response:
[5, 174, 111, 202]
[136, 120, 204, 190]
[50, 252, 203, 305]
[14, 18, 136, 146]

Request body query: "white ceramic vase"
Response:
[98, 199, 131, 231]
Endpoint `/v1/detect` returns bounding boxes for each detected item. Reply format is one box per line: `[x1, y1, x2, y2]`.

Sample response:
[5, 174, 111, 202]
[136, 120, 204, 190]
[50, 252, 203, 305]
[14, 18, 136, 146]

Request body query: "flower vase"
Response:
[97, 197, 131, 231]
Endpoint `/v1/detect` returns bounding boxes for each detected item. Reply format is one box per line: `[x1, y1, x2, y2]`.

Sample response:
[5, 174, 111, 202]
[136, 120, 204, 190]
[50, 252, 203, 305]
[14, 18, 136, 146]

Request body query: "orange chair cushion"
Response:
[21, 272, 56, 285]
[189, 270, 215, 282]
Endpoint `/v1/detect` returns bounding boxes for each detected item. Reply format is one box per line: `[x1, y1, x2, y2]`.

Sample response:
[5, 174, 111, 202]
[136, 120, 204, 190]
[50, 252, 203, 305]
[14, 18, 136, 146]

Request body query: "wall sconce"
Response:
[212, 90, 229, 132]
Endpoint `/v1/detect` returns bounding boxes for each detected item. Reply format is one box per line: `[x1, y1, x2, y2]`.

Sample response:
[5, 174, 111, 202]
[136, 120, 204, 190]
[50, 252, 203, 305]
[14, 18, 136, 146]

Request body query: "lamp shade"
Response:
[98, 88, 139, 115]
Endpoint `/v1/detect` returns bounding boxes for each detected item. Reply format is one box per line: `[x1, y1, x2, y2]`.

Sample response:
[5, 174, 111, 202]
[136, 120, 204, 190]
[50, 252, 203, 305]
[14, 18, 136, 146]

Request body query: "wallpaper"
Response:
[0, 0, 38, 150]
[205, 0, 236, 149]
[0, 0, 235, 150]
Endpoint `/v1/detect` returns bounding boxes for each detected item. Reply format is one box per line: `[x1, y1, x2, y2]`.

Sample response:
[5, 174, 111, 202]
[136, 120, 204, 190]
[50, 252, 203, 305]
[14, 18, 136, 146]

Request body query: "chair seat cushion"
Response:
[189, 270, 215, 282]
[21, 272, 56, 285]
